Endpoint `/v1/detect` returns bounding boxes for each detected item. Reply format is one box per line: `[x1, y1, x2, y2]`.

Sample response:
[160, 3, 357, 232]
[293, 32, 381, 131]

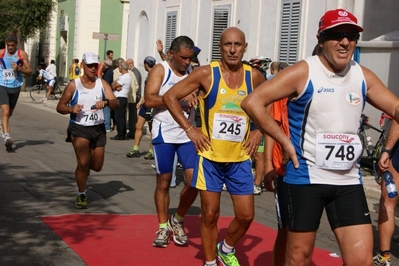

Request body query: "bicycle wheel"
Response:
[372, 141, 384, 184]
[30, 84, 47, 102]
[52, 84, 63, 100]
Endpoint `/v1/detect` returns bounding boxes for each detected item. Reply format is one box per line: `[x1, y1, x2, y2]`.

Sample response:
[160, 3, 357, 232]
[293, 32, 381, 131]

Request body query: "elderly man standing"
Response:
[163, 27, 264, 266]
[111, 60, 131, 140]
[126, 58, 141, 139]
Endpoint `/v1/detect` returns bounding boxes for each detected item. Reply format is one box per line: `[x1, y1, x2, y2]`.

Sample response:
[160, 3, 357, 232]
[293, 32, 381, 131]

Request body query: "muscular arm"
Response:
[379, 120, 399, 171]
[56, 81, 78, 115]
[241, 61, 308, 169]
[163, 66, 211, 151]
[363, 65, 399, 124]
[144, 64, 166, 108]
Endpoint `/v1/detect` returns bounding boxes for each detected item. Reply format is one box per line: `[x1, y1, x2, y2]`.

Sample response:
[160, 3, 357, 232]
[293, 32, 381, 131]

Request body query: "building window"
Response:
[279, 0, 301, 65]
[211, 6, 231, 61]
[165, 11, 177, 53]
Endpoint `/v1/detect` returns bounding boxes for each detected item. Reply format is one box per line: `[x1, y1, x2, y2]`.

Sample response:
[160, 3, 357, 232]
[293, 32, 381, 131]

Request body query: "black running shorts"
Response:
[0, 85, 21, 109]
[283, 183, 371, 231]
[66, 122, 106, 148]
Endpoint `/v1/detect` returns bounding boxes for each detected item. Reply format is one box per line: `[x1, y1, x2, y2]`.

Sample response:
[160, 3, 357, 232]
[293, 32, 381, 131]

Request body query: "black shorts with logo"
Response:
[66, 122, 106, 149]
[283, 183, 371, 231]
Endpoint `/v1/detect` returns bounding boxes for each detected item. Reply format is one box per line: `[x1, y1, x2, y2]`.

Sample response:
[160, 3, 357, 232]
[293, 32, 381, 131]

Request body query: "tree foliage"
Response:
[0, 0, 56, 47]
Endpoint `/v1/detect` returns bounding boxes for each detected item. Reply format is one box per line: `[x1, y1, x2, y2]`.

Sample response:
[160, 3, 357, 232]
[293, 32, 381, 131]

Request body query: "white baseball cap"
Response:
[82, 52, 100, 64]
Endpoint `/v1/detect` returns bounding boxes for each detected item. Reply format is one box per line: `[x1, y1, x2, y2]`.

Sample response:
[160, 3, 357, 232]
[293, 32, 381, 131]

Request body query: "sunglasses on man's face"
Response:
[320, 32, 360, 41]
[85, 63, 99, 69]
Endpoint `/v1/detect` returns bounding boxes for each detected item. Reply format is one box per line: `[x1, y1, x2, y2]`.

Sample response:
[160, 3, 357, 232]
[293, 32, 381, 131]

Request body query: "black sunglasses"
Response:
[320, 32, 360, 41]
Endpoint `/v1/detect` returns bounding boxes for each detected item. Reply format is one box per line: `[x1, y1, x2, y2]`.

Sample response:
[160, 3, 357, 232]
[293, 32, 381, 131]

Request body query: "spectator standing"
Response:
[106, 50, 114, 61]
[46, 59, 57, 78]
[248, 56, 271, 195]
[163, 27, 265, 266]
[374, 119, 399, 266]
[125, 58, 140, 139]
[126, 56, 156, 159]
[111, 60, 131, 140]
[145, 36, 198, 249]
[101, 59, 114, 132]
[69, 59, 81, 81]
[56, 52, 119, 208]
[241, 8, 399, 266]
[0, 32, 32, 152]
[267, 61, 280, 79]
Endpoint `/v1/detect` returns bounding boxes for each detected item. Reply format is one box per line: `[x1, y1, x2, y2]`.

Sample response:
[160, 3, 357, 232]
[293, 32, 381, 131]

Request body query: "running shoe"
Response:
[5, 137, 13, 152]
[167, 215, 188, 246]
[373, 254, 391, 266]
[75, 194, 88, 209]
[126, 149, 140, 158]
[152, 228, 170, 248]
[217, 242, 240, 266]
[254, 185, 262, 195]
[144, 152, 154, 160]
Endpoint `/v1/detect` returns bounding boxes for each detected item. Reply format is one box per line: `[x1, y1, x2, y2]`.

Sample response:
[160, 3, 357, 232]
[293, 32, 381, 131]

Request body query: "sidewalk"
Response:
[19, 90, 386, 202]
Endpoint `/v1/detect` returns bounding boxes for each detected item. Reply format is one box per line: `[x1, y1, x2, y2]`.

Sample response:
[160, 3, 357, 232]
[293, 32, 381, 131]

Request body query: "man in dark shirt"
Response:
[102, 59, 113, 132]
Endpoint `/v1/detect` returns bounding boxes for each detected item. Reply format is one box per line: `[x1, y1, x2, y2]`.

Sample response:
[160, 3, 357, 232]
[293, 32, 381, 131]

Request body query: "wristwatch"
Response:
[382, 147, 392, 156]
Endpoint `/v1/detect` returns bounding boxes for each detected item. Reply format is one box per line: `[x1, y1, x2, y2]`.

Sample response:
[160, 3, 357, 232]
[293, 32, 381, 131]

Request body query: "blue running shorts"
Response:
[153, 142, 196, 174]
[191, 156, 253, 195]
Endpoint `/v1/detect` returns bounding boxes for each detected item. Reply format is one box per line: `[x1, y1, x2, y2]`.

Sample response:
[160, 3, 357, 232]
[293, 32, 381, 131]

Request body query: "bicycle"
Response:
[30, 80, 64, 102]
[358, 113, 391, 184]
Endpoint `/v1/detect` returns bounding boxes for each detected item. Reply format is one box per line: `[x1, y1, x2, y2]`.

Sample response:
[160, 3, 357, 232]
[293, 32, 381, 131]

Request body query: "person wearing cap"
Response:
[0, 32, 32, 152]
[241, 8, 399, 266]
[56, 52, 119, 209]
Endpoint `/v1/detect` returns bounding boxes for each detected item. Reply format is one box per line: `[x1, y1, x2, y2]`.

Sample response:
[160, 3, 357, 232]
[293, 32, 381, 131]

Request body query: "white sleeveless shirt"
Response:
[70, 78, 105, 126]
[151, 61, 194, 144]
[285, 56, 366, 185]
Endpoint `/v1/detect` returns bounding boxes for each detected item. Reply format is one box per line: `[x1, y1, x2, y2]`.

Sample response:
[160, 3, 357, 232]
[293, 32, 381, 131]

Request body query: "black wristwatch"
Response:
[382, 147, 392, 156]
[104, 99, 110, 106]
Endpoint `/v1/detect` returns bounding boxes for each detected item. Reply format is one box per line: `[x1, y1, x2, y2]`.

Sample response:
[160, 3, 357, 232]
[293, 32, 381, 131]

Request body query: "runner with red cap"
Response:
[242, 8, 399, 266]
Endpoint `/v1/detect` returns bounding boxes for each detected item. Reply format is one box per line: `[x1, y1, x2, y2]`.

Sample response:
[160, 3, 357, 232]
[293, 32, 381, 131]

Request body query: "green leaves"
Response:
[0, 0, 55, 46]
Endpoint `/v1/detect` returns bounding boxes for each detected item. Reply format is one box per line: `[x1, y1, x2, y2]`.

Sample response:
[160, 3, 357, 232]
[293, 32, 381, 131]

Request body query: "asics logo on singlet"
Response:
[317, 87, 335, 93]
[80, 92, 89, 95]
[168, 81, 176, 86]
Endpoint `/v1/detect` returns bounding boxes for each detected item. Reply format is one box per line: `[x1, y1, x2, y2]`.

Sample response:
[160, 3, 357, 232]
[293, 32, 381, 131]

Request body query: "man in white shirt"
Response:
[111, 60, 131, 140]
[38, 68, 56, 100]
[46, 60, 57, 78]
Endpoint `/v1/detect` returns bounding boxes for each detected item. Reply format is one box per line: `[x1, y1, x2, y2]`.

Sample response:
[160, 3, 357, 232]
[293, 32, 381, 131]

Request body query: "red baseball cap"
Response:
[318, 9, 363, 33]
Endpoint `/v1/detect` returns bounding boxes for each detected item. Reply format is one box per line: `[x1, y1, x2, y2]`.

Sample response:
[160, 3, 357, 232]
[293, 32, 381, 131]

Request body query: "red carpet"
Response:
[41, 214, 342, 265]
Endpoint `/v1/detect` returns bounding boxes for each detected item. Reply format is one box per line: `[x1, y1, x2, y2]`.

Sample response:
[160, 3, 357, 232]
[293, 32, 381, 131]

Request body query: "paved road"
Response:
[0, 91, 398, 265]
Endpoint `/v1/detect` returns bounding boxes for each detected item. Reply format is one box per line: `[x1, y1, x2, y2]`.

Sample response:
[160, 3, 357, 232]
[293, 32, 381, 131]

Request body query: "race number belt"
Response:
[315, 133, 362, 170]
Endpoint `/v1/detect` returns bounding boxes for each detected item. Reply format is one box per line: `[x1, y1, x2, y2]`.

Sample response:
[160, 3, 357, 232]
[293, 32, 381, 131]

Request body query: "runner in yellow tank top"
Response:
[198, 61, 252, 162]
[163, 27, 265, 266]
